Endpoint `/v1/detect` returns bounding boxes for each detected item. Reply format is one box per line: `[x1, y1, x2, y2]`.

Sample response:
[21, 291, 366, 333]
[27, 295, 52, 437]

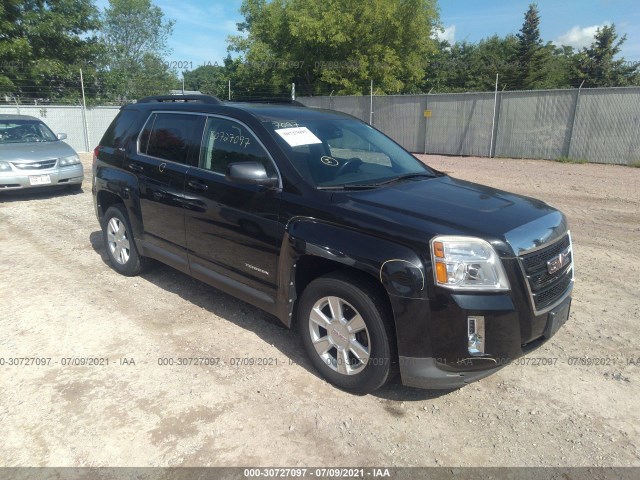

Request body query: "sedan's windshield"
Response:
[263, 117, 435, 188]
[0, 120, 58, 144]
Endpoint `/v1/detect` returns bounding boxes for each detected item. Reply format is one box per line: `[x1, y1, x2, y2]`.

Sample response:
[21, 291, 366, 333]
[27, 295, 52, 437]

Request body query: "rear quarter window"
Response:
[100, 109, 139, 149]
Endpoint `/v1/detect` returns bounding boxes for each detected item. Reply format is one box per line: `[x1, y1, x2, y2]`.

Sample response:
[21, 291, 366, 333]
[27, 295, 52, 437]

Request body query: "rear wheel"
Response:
[298, 272, 395, 394]
[102, 204, 145, 276]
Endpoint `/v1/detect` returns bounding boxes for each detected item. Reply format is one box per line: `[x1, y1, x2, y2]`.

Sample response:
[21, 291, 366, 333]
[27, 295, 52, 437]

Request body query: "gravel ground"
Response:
[0, 153, 638, 467]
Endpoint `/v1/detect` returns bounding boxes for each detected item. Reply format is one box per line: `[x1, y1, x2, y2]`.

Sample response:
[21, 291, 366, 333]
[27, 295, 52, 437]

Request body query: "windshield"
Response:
[263, 117, 434, 188]
[0, 120, 58, 144]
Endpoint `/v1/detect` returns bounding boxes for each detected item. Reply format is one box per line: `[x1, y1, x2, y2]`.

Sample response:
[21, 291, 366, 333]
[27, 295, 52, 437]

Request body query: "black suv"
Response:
[92, 94, 573, 393]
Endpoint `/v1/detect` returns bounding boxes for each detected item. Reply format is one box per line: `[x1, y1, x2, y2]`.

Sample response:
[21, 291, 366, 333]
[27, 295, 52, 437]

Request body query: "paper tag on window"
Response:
[275, 127, 322, 147]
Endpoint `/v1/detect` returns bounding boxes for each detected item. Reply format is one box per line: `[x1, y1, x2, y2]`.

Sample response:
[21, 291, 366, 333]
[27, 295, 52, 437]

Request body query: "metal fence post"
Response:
[489, 74, 499, 157]
[80, 69, 90, 152]
[423, 93, 429, 154]
[369, 80, 374, 125]
[565, 80, 584, 158]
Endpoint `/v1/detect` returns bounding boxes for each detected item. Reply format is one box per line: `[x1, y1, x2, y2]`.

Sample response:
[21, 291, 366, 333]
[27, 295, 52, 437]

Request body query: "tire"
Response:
[298, 271, 395, 394]
[102, 204, 145, 276]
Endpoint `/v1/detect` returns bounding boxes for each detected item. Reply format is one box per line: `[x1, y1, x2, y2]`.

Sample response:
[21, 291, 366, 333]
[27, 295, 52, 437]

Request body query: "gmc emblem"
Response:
[547, 248, 571, 275]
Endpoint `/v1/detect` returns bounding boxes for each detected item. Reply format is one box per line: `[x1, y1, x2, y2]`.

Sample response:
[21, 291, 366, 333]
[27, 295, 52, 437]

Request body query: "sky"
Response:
[96, 0, 640, 68]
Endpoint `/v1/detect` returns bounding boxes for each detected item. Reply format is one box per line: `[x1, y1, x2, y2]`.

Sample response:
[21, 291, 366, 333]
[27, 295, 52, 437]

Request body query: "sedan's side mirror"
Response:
[226, 162, 279, 188]
[57, 133, 67, 140]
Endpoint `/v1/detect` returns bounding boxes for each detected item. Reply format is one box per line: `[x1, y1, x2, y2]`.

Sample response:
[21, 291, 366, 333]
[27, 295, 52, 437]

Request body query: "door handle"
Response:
[128, 163, 144, 173]
[188, 179, 208, 191]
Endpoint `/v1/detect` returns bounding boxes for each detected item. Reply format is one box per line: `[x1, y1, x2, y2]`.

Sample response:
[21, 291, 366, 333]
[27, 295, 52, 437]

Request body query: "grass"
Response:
[630, 160, 640, 168]
[554, 156, 589, 164]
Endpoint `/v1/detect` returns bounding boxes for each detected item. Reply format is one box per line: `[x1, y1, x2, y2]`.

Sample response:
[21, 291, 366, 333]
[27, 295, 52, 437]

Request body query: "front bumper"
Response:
[400, 356, 504, 389]
[393, 289, 572, 390]
[0, 164, 84, 190]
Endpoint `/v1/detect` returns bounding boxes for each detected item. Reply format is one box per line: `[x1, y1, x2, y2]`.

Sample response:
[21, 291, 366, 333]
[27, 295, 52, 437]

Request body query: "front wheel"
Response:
[102, 204, 145, 276]
[297, 272, 395, 394]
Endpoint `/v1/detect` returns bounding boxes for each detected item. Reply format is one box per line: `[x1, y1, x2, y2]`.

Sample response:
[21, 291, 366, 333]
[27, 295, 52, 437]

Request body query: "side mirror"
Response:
[57, 133, 67, 140]
[225, 162, 279, 188]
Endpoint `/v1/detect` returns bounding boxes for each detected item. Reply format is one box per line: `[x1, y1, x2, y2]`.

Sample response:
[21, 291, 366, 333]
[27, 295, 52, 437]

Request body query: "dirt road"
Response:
[1, 154, 638, 467]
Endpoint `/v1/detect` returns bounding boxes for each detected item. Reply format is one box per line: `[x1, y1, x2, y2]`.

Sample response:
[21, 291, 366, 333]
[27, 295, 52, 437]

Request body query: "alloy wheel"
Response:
[308, 296, 371, 375]
[107, 217, 131, 265]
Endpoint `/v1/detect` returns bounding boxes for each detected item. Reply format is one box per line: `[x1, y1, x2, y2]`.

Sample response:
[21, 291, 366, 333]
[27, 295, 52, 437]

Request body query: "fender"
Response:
[94, 162, 145, 247]
[275, 217, 428, 326]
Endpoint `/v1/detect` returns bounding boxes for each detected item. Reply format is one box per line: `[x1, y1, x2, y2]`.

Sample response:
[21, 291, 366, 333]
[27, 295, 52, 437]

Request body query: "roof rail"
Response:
[230, 97, 307, 107]
[137, 94, 222, 104]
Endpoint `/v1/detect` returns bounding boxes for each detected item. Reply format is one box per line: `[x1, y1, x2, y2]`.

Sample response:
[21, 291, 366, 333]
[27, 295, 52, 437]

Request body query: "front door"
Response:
[184, 116, 283, 305]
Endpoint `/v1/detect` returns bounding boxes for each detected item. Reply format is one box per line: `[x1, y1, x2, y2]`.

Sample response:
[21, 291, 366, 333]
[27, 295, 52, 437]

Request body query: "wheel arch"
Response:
[96, 189, 124, 221]
[93, 165, 143, 239]
[276, 217, 427, 328]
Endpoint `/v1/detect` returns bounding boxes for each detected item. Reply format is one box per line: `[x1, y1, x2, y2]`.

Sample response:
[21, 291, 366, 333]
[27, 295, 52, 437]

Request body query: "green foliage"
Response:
[183, 56, 244, 99]
[421, 4, 637, 93]
[228, 0, 439, 96]
[99, 0, 178, 101]
[101, 0, 174, 69]
[555, 156, 588, 164]
[509, 3, 551, 90]
[0, 0, 101, 102]
[424, 35, 520, 92]
[2, 0, 638, 102]
[572, 24, 639, 87]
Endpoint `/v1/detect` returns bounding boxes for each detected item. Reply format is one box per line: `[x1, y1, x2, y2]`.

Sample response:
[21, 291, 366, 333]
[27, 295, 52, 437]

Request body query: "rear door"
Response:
[184, 115, 284, 305]
[126, 111, 204, 272]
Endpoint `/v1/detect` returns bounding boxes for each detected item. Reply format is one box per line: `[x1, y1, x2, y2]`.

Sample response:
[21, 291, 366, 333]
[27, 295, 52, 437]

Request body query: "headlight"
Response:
[430, 236, 510, 291]
[59, 155, 80, 166]
[0, 161, 11, 172]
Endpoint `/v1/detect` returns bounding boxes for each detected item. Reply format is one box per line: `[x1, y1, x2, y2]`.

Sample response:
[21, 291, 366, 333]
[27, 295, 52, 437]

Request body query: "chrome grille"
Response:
[520, 234, 573, 313]
[11, 159, 57, 170]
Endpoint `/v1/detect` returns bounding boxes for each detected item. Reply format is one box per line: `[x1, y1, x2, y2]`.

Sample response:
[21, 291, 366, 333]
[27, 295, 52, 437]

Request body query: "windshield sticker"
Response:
[275, 127, 322, 147]
[321, 156, 339, 166]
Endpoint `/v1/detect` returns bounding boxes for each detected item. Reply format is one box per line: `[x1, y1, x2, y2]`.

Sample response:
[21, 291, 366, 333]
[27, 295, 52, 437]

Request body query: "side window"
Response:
[200, 117, 277, 177]
[141, 113, 201, 164]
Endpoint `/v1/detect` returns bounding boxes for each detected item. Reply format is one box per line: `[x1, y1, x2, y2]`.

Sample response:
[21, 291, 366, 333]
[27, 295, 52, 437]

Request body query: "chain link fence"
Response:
[299, 87, 640, 165]
[2, 87, 639, 163]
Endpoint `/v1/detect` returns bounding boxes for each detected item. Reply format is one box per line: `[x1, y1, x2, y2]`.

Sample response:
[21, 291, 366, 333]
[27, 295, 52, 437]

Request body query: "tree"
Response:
[183, 56, 243, 99]
[510, 3, 550, 90]
[425, 35, 520, 93]
[572, 24, 639, 87]
[100, 0, 177, 100]
[229, 0, 439, 96]
[0, 0, 101, 102]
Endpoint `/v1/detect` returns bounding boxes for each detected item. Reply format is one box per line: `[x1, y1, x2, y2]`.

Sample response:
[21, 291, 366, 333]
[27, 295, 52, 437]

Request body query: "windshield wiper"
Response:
[316, 172, 437, 191]
[374, 172, 437, 186]
[316, 184, 380, 191]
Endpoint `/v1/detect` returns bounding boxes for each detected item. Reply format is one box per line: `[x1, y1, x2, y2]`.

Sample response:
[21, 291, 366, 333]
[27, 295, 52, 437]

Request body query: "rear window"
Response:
[139, 113, 201, 164]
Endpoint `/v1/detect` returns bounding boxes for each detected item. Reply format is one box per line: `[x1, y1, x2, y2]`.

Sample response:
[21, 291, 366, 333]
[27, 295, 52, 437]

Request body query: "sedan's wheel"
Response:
[298, 272, 395, 394]
[102, 205, 145, 276]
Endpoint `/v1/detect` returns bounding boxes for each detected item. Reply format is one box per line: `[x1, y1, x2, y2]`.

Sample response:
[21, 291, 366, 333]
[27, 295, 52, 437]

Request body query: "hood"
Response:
[333, 176, 564, 255]
[0, 141, 77, 162]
